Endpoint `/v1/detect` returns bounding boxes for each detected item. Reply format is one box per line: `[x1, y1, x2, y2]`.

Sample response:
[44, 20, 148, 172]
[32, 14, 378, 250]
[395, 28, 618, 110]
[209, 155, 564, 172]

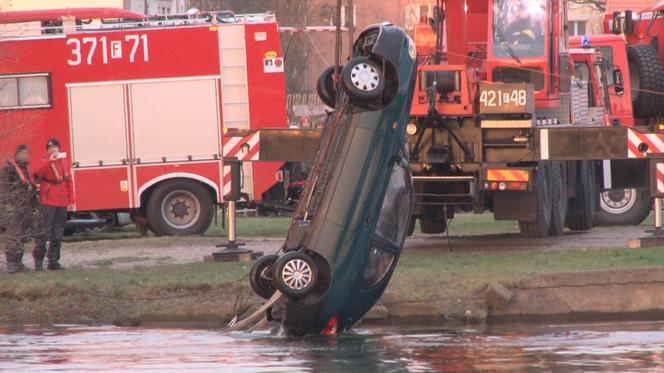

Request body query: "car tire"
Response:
[406, 216, 416, 236]
[519, 162, 553, 238]
[317, 65, 338, 108]
[250, 254, 279, 300]
[548, 161, 568, 236]
[146, 179, 214, 236]
[594, 188, 651, 226]
[272, 251, 318, 297]
[566, 161, 596, 231]
[627, 44, 664, 119]
[341, 57, 385, 103]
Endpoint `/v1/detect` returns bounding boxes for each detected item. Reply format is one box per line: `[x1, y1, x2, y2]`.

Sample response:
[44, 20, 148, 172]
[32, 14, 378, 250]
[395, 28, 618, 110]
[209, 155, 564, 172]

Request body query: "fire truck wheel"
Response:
[519, 162, 553, 238]
[627, 44, 664, 119]
[594, 188, 651, 226]
[341, 57, 385, 105]
[566, 161, 596, 231]
[317, 65, 339, 108]
[273, 251, 318, 297]
[250, 254, 279, 300]
[548, 161, 568, 236]
[146, 179, 214, 236]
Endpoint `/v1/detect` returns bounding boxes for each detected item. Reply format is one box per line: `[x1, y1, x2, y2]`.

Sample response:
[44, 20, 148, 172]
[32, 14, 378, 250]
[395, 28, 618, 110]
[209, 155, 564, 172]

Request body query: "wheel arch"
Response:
[137, 173, 219, 209]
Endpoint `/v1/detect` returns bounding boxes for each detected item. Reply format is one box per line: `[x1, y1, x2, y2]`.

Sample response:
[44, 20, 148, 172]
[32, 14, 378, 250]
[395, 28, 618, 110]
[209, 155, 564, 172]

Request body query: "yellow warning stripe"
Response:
[486, 169, 529, 182]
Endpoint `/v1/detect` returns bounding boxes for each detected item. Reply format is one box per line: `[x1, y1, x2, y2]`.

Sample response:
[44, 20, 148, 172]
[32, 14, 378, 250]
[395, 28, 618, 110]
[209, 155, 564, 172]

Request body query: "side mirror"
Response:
[613, 67, 624, 95]
[612, 12, 622, 34]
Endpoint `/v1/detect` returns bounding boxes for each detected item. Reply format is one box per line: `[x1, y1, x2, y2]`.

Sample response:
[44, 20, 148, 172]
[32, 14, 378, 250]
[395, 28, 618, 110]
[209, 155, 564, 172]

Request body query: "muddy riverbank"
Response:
[2, 217, 664, 327]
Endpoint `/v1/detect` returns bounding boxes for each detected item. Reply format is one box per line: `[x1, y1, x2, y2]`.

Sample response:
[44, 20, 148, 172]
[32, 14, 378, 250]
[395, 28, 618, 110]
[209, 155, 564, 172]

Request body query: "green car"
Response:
[249, 23, 417, 336]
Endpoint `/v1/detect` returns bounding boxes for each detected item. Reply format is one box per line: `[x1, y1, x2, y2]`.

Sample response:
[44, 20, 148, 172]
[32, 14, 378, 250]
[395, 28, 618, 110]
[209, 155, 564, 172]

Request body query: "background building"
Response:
[0, 0, 188, 15]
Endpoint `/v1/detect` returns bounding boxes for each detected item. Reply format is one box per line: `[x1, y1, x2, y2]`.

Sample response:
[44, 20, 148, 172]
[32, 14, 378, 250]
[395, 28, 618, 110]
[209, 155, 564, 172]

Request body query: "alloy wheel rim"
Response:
[281, 258, 313, 290]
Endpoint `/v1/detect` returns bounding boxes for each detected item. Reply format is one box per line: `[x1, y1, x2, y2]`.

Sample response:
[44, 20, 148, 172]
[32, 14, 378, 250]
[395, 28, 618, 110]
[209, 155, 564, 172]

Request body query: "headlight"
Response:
[406, 122, 418, 135]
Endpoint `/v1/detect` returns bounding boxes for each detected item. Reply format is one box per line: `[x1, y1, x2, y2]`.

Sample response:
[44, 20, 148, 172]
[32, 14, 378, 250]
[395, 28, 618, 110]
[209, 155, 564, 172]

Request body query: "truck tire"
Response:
[627, 44, 664, 119]
[420, 214, 447, 234]
[566, 161, 596, 231]
[594, 188, 651, 226]
[549, 161, 568, 236]
[519, 163, 553, 238]
[146, 179, 214, 236]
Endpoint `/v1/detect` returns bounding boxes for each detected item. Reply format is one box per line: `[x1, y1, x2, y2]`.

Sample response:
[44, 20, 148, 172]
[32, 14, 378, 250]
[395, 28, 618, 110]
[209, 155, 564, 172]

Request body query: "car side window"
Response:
[374, 159, 412, 245]
[362, 158, 413, 289]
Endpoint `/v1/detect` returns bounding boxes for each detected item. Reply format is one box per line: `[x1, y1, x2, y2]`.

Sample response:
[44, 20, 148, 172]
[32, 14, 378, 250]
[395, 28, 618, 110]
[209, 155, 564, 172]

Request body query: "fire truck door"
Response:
[68, 84, 132, 211]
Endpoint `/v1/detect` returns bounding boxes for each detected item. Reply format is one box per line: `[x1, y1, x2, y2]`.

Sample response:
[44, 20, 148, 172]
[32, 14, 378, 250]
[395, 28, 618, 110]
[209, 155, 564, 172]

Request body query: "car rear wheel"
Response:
[341, 57, 384, 104]
[250, 254, 278, 300]
[146, 179, 214, 236]
[272, 251, 318, 297]
[317, 65, 338, 108]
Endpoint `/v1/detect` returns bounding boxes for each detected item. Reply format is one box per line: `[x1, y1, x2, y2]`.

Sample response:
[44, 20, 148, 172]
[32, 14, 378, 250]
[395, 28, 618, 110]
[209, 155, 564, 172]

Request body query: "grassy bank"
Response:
[67, 213, 517, 243]
[3, 245, 664, 326]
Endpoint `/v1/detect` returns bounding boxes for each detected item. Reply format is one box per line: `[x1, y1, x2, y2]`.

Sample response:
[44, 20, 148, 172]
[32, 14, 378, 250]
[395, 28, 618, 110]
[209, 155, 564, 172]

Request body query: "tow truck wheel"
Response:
[273, 251, 318, 297]
[566, 161, 596, 231]
[420, 214, 447, 234]
[627, 44, 664, 119]
[341, 57, 384, 103]
[146, 179, 214, 236]
[549, 162, 568, 236]
[250, 254, 279, 300]
[594, 188, 651, 226]
[519, 162, 553, 238]
[317, 65, 339, 108]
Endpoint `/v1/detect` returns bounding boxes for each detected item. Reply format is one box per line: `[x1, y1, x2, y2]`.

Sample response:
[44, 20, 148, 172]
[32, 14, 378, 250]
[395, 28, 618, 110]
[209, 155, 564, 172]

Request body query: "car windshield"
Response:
[492, 0, 546, 59]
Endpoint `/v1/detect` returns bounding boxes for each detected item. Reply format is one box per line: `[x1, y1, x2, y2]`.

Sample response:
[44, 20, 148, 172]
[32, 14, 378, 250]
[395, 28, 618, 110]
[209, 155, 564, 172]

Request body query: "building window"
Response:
[0, 73, 51, 110]
[569, 20, 587, 36]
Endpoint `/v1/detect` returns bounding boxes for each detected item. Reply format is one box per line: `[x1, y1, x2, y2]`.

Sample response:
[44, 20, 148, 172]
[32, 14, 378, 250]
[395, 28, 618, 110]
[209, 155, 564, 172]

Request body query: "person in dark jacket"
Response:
[33, 138, 75, 271]
[1, 144, 38, 274]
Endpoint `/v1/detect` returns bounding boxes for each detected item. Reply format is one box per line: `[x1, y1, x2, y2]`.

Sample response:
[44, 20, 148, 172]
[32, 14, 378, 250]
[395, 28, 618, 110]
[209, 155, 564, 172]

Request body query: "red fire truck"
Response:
[0, 8, 288, 235]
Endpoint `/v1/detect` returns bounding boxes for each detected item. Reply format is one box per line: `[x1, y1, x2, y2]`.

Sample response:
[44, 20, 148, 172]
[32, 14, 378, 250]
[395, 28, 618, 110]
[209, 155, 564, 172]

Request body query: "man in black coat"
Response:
[1, 144, 38, 274]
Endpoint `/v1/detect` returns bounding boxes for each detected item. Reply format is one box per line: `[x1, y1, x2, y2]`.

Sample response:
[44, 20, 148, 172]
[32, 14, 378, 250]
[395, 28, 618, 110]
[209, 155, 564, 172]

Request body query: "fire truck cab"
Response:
[0, 8, 288, 235]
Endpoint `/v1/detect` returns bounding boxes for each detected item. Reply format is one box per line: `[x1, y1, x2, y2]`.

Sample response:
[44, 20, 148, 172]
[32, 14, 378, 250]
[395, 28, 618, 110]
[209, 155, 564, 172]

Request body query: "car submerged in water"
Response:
[247, 23, 417, 336]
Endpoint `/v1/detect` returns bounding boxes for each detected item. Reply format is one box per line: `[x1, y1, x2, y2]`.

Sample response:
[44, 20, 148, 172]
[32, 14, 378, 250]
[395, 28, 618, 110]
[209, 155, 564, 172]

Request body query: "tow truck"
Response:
[403, 0, 658, 238]
[234, 0, 664, 335]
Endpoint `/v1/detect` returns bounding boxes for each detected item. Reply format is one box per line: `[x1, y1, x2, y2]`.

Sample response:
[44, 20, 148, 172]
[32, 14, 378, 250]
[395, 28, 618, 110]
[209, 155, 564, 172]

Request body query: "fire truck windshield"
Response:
[492, 0, 546, 59]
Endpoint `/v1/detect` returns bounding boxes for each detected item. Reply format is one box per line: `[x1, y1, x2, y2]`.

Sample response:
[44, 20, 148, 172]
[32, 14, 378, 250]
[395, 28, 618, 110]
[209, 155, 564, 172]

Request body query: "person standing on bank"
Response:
[1, 145, 38, 274]
[33, 138, 75, 271]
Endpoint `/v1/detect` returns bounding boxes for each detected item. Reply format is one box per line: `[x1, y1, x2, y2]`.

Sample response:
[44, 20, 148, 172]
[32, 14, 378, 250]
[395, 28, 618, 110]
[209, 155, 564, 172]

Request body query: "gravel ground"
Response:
[0, 225, 654, 270]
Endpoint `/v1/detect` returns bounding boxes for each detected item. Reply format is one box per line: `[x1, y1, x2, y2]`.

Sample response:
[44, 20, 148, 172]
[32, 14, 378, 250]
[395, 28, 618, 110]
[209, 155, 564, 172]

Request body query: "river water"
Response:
[2, 321, 664, 372]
